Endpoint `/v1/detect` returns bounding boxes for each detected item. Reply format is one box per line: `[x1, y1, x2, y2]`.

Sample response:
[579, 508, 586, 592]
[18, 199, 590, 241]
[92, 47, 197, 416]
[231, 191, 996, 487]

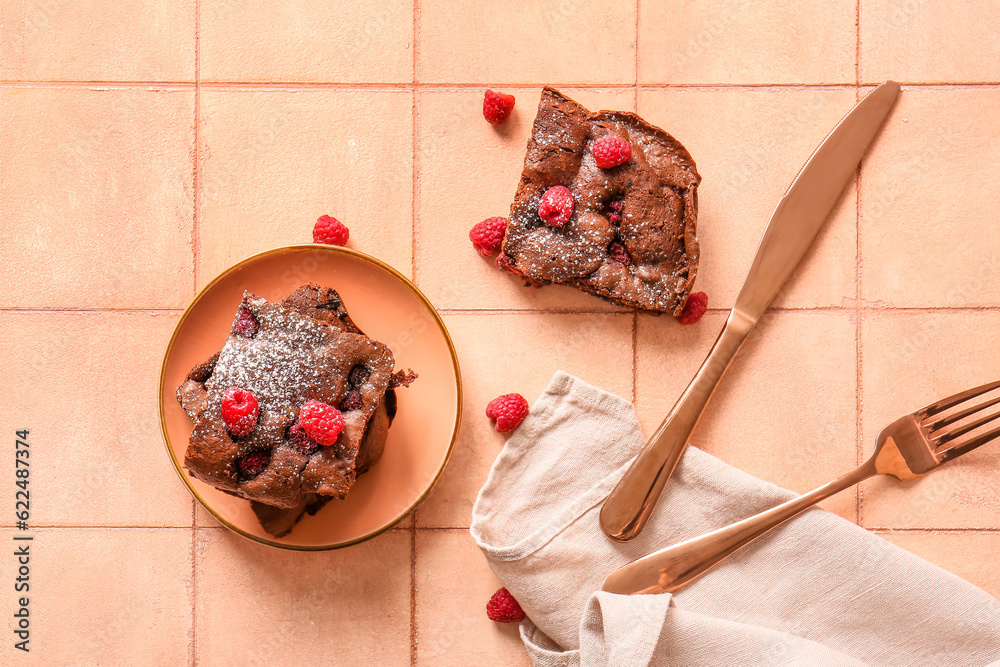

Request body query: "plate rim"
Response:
[158, 243, 463, 551]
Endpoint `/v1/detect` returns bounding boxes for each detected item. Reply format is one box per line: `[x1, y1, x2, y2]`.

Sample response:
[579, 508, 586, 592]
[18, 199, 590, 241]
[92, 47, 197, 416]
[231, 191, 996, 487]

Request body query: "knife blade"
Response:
[599, 81, 901, 543]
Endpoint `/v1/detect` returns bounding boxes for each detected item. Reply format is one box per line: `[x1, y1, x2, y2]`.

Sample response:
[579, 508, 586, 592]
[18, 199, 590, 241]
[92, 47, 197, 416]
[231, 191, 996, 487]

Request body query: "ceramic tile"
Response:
[0, 312, 192, 527]
[418, 0, 636, 84]
[639, 87, 859, 310]
[0, 87, 195, 308]
[0, 0, 195, 81]
[636, 310, 859, 521]
[860, 87, 1000, 307]
[861, 310, 1000, 529]
[416, 87, 635, 311]
[415, 530, 532, 666]
[24, 528, 191, 662]
[198, 89, 413, 283]
[196, 528, 411, 664]
[200, 0, 412, 83]
[417, 312, 633, 528]
[880, 531, 1000, 600]
[638, 0, 856, 84]
[861, 0, 1000, 83]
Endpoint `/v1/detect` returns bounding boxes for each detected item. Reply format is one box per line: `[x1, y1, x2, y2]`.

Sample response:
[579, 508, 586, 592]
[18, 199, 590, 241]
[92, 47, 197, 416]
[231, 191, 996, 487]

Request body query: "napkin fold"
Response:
[470, 372, 1000, 666]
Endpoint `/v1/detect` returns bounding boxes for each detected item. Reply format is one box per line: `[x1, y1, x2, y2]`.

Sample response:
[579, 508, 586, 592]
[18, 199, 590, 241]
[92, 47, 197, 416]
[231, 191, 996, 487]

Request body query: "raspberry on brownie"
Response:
[179, 285, 400, 511]
[499, 87, 701, 315]
[250, 389, 398, 537]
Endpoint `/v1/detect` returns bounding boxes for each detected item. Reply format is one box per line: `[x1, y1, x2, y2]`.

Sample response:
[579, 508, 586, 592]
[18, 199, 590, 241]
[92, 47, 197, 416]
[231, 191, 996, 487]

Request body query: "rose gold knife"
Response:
[599, 81, 901, 542]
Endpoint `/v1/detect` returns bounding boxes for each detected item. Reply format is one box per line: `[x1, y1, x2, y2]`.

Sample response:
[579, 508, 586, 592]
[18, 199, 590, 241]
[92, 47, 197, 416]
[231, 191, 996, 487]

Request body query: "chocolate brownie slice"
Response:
[181, 288, 395, 509]
[499, 87, 701, 315]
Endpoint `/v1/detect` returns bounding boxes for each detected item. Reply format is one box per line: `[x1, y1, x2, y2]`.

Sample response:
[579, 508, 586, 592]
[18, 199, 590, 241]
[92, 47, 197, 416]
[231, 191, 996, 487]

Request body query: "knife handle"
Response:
[603, 462, 875, 595]
[600, 311, 754, 542]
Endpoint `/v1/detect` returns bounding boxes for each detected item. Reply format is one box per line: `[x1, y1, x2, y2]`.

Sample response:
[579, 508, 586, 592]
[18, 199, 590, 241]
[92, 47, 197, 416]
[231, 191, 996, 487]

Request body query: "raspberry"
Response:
[313, 215, 350, 246]
[486, 587, 526, 623]
[606, 199, 624, 225]
[486, 393, 530, 433]
[608, 241, 631, 265]
[221, 387, 259, 437]
[236, 450, 271, 481]
[232, 307, 259, 339]
[286, 423, 321, 456]
[677, 291, 708, 325]
[483, 90, 515, 125]
[538, 186, 574, 227]
[348, 364, 371, 387]
[339, 390, 363, 412]
[592, 136, 632, 169]
[298, 400, 346, 447]
[469, 217, 509, 257]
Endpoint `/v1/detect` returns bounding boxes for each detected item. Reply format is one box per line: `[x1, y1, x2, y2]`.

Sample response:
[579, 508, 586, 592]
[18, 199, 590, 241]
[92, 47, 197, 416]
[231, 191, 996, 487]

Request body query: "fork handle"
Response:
[603, 461, 877, 595]
[600, 314, 753, 542]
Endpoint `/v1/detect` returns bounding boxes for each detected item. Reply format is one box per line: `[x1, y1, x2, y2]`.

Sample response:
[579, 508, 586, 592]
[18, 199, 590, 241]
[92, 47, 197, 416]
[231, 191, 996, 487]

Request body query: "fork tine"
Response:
[937, 423, 1000, 463]
[919, 380, 1000, 417]
[931, 406, 1000, 446]
[925, 394, 1000, 431]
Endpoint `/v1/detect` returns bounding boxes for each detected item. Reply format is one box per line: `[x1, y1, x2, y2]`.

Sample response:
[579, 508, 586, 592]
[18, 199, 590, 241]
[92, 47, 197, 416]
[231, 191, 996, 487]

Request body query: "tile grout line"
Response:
[0, 525, 199, 530]
[854, 0, 864, 527]
[4, 524, 416, 531]
[190, 513, 198, 667]
[869, 527, 1000, 534]
[855, 0, 862, 86]
[192, 0, 201, 303]
[863, 306, 1000, 313]
[7, 80, 1000, 89]
[854, 0, 865, 526]
[411, 0, 420, 285]
[411, 2, 420, 664]
[634, 0, 640, 111]
[191, 2, 201, 664]
[0, 307, 185, 313]
[0, 80, 200, 88]
[5, 81, 1000, 90]
[184, 524, 412, 533]
[410, 520, 418, 666]
[855, 172, 864, 526]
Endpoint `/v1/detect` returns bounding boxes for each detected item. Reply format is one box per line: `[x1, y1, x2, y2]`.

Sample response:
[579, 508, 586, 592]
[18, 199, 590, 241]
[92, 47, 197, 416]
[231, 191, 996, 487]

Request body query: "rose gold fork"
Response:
[603, 380, 1000, 596]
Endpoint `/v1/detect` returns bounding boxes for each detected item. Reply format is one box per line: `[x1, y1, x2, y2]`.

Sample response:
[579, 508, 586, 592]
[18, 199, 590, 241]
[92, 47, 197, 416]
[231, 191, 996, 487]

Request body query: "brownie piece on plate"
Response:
[499, 87, 701, 315]
[178, 286, 396, 510]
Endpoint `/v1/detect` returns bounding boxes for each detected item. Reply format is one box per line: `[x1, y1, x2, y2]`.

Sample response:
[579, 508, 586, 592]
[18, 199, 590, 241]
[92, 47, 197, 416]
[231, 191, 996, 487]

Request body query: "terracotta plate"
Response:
[159, 245, 462, 549]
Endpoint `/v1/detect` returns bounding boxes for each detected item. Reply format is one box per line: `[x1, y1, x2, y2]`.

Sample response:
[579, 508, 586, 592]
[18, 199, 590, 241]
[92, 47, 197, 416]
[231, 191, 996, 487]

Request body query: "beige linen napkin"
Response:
[470, 372, 1000, 666]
